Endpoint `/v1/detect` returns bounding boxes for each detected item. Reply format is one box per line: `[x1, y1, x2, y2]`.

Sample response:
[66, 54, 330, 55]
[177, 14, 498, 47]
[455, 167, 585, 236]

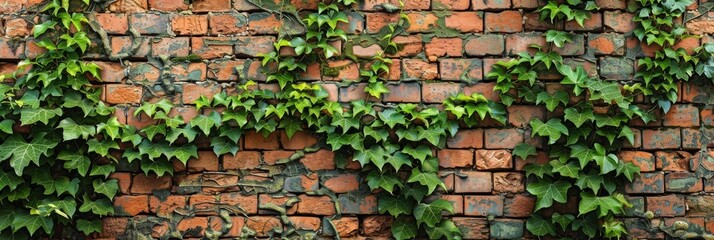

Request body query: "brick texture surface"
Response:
[4, 0, 714, 239]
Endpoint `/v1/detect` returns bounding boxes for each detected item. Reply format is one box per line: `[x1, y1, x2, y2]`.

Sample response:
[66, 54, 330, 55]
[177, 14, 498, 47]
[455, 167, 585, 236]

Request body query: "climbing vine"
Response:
[490, 0, 714, 238]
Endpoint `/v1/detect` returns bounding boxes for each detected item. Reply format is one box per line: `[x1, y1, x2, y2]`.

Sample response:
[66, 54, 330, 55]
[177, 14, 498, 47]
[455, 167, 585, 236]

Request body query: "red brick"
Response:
[280, 131, 318, 150]
[484, 128, 523, 149]
[464, 82, 499, 101]
[148, 0, 188, 11]
[105, 84, 142, 104]
[656, 151, 692, 172]
[244, 131, 279, 150]
[109, 172, 131, 194]
[596, 0, 626, 9]
[442, 195, 465, 215]
[388, 35, 423, 57]
[663, 104, 700, 127]
[362, 216, 392, 237]
[453, 217, 489, 239]
[323, 60, 358, 81]
[646, 195, 685, 217]
[301, 149, 335, 171]
[170, 62, 206, 81]
[475, 149, 513, 170]
[362, 0, 430, 10]
[100, 217, 129, 238]
[703, 107, 714, 126]
[365, 13, 400, 33]
[588, 33, 625, 56]
[94, 61, 127, 83]
[193, 0, 231, 12]
[439, 58, 483, 81]
[222, 151, 260, 170]
[0, 38, 24, 59]
[473, 0, 511, 9]
[129, 13, 170, 35]
[191, 37, 233, 59]
[297, 195, 335, 215]
[465, 35, 505, 56]
[149, 195, 187, 217]
[504, 195, 535, 217]
[177, 217, 209, 237]
[95, 13, 128, 35]
[384, 83, 421, 103]
[108, 0, 149, 12]
[445, 12, 483, 32]
[403, 59, 438, 80]
[259, 194, 298, 215]
[507, 105, 545, 128]
[406, 12, 439, 33]
[455, 171, 492, 193]
[323, 174, 360, 193]
[332, 217, 359, 237]
[131, 174, 171, 194]
[111, 36, 150, 58]
[150, 37, 189, 57]
[422, 82, 461, 103]
[438, 149, 474, 168]
[288, 216, 321, 231]
[186, 151, 219, 172]
[618, 151, 656, 172]
[425, 37, 463, 57]
[604, 11, 635, 33]
[485, 11, 522, 33]
[643, 129, 681, 149]
[665, 172, 703, 193]
[182, 83, 221, 104]
[493, 172, 525, 193]
[464, 195, 504, 216]
[209, 13, 248, 35]
[433, 0, 470, 10]
[625, 172, 664, 194]
[172, 15, 208, 35]
[114, 195, 149, 216]
[447, 129, 484, 149]
[220, 192, 258, 214]
[263, 150, 294, 165]
[248, 13, 282, 35]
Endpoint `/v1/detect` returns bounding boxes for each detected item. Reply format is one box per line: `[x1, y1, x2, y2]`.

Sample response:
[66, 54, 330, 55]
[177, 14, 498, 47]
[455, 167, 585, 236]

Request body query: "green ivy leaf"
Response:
[331, 113, 360, 134]
[0, 119, 13, 134]
[89, 164, 116, 179]
[575, 171, 604, 193]
[526, 180, 571, 211]
[379, 109, 407, 128]
[385, 151, 412, 172]
[402, 145, 432, 164]
[536, 90, 569, 111]
[166, 125, 198, 144]
[12, 211, 53, 236]
[391, 216, 418, 240]
[513, 143, 536, 160]
[407, 168, 445, 195]
[76, 219, 102, 235]
[79, 194, 113, 216]
[0, 209, 14, 232]
[171, 144, 198, 165]
[563, 107, 593, 128]
[0, 135, 58, 175]
[367, 171, 404, 194]
[551, 212, 575, 230]
[526, 214, 556, 236]
[93, 179, 118, 199]
[140, 124, 166, 140]
[426, 220, 462, 239]
[550, 160, 580, 178]
[378, 195, 412, 217]
[140, 158, 173, 176]
[211, 137, 239, 156]
[87, 139, 119, 157]
[354, 145, 388, 170]
[57, 118, 96, 140]
[413, 199, 453, 228]
[189, 111, 221, 135]
[0, 171, 22, 192]
[578, 192, 623, 217]
[20, 107, 63, 125]
[530, 118, 569, 144]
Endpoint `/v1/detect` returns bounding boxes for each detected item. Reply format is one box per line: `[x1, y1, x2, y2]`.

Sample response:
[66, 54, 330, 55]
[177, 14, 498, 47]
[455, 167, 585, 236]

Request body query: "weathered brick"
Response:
[148, 0, 188, 11]
[439, 58, 483, 81]
[209, 13, 248, 35]
[485, 11, 522, 33]
[172, 15, 208, 35]
[663, 104, 700, 127]
[298, 195, 336, 215]
[245, 216, 282, 237]
[473, 0, 511, 9]
[588, 33, 625, 56]
[447, 129, 484, 148]
[604, 11, 636, 33]
[338, 194, 378, 214]
[323, 174, 359, 193]
[433, 0, 470, 9]
[422, 82, 461, 103]
[182, 83, 221, 104]
[130, 13, 170, 35]
[406, 12, 439, 33]
[187, 151, 219, 172]
[362, 216, 392, 237]
[490, 219, 524, 239]
[150, 37, 190, 57]
[643, 129, 681, 150]
[475, 149, 513, 170]
[193, 0, 232, 12]
[599, 57, 635, 80]
[105, 84, 143, 104]
[465, 35, 505, 56]
[665, 172, 703, 193]
[445, 12, 483, 32]
[454, 171, 492, 193]
[625, 172, 664, 194]
[484, 128, 523, 149]
[438, 149, 474, 168]
[453, 217, 489, 239]
[465, 195, 504, 216]
[131, 174, 171, 194]
[618, 151, 656, 172]
[646, 195, 686, 217]
[425, 37, 463, 57]
[504, 195, 535, 217]
[402, 59, 438, 80]
[384, 83, 421, 103]
[493, 172, 525, 193]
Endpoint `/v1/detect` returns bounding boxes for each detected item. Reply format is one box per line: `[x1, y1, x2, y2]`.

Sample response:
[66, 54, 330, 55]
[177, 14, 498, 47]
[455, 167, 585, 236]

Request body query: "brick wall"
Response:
[1, 0, 714, 239]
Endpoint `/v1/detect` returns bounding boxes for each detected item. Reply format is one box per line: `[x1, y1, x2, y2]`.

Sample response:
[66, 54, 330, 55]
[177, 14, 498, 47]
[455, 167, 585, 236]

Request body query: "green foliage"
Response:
[0, 0, 118, 237]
